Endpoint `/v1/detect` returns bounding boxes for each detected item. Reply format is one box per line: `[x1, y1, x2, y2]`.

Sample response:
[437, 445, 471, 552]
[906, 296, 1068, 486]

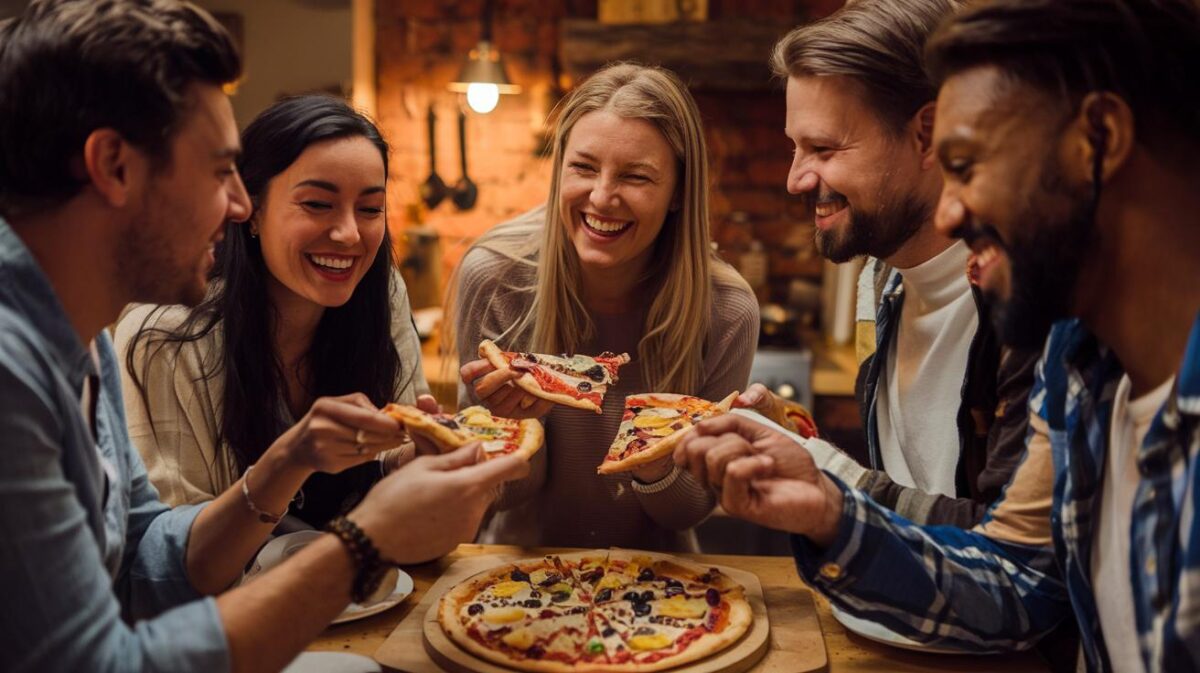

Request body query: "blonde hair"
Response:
[450, 62, 746, 394]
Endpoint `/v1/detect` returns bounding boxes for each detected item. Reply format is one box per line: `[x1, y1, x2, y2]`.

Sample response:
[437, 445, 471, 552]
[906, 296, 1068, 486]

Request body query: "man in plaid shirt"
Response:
[677, 0, 1200, 670]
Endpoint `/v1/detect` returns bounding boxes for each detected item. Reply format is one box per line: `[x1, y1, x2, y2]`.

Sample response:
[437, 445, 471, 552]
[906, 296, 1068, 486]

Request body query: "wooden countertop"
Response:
[808, 338, 858, 398]
[308, 543, 1049, 672]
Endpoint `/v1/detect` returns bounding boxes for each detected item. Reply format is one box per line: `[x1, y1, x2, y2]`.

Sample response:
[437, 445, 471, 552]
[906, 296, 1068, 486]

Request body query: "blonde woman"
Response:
[452, 63, 759, 551]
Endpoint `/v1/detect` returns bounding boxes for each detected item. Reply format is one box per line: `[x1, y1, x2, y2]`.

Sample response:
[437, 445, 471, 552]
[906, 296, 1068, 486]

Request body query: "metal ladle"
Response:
[419, 105, 447, 209]
[451, 107, 478, 211]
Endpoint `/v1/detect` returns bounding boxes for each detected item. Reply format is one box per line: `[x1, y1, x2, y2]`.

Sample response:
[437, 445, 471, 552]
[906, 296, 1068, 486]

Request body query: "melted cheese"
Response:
[502, 628, 537, 650]
[629, 633, 671, 651]
[481, 440, 509, 454]
[656, 596, 708, 619]
[633, 413, 674, 429]
[483, 607, 527, 624]
[490, 581, 530, 598]
[597, 573, 629, 590]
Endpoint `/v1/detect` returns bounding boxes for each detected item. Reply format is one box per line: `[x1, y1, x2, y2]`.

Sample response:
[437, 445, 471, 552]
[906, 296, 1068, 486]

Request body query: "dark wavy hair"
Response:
[127, 96, 404, 522]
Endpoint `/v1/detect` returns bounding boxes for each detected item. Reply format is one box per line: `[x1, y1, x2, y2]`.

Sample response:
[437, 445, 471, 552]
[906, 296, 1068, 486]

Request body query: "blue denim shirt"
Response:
[0, 217, 229, 672]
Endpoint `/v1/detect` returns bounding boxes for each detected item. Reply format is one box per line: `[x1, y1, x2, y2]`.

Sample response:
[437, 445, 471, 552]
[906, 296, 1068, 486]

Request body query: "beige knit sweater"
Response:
[454, 243, 759, 551]
[112, 272, 430, 507]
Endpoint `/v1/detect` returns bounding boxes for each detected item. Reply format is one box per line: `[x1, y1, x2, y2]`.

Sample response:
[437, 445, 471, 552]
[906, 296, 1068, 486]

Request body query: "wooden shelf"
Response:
[560, 19, 792, 91]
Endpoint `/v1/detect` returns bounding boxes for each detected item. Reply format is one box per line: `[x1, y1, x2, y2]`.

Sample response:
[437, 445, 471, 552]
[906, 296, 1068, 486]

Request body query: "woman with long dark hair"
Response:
[115, 95, 435, 529]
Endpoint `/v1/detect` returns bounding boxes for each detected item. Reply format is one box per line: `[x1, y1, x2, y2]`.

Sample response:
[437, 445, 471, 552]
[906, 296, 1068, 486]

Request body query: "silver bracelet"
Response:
[241, 463, 288, 524]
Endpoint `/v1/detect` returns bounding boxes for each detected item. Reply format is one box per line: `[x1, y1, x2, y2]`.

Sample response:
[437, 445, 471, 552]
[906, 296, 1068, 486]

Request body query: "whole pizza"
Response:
[438, 550, 754, 672]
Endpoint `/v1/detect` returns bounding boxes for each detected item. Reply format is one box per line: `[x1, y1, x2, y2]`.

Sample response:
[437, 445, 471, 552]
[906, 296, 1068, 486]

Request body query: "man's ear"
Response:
[1068, 92, 1134, 186]
[80, 128, 145, 208]
[912, 101, 938, 170]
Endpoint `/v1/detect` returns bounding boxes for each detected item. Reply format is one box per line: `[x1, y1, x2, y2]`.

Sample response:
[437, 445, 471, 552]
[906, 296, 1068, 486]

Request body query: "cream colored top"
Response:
[113, 272, 430, 507]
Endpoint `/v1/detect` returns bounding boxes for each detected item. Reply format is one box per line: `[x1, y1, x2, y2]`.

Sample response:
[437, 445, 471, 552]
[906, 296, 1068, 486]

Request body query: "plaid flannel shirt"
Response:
[792, 313, 1200, 672]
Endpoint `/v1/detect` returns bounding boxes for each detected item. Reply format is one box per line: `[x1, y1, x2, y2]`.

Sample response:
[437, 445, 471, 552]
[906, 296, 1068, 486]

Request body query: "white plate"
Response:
[331, 569, 415, 624]
[243, 531, 415, 625]
[830, 605, 996, 654]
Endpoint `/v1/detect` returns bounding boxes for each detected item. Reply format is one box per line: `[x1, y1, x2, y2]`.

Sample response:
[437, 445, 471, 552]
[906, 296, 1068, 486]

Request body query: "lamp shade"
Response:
[448, 41, 521, 95]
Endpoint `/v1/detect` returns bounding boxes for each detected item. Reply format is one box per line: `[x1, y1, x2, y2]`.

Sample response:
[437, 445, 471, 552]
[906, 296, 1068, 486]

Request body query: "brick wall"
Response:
[376, 0, 842, 305]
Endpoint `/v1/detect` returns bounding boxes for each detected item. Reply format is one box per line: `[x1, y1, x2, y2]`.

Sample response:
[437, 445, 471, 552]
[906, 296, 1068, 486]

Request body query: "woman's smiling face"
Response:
[255, 135, 386, 310]
[559, 110, 679, 277]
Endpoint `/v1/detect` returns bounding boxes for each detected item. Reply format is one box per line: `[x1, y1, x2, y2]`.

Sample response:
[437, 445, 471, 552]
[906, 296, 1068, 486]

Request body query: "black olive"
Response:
[635, 626, 655, 636]
[538, 574, 560, 587]
[706, 588, 720, 606]
[511, 569, 531, 582]
[602, 627, 616, 638]
[663, 578, 683, 589]
[649, 615, 664, 624]
[584, 364, 606, 382]
[622, 591, 640, 602]
[640, 590, 654, 603]
[595, 588, 613, 602]
[629, 406, 642, 414]
[527, 645, 545, 659]
[632, 601, 651, 617]
[570, 605, 588, 614]
[697, 573, 712, 584]
[435, 418, 460, 430]
[637, 568, 655, 582]
[664, 586, 683, 598]
[551, 591, 571, 603]
[583, 569, 603, 584]
[577, 380, 592, 393]
[523, 599, 543, 608]
[467, 603, 484, 615]
[529, 590, 541, 599]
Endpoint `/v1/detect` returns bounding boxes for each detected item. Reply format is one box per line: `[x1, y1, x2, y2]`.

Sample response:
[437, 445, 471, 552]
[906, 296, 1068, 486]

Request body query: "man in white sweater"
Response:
[721, 0, 1043, 530]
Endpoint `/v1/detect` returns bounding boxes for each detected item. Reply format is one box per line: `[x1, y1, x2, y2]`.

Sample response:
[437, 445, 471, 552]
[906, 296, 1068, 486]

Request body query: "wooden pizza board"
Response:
[373, 552, 826, 673]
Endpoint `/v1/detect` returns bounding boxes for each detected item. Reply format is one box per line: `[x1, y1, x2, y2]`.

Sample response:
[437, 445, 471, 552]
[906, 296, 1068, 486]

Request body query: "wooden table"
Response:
[309, 544, 1050, 673]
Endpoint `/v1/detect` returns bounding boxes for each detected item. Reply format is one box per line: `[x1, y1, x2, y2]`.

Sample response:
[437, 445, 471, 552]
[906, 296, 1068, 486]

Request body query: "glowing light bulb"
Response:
[466, 82, 500, 114]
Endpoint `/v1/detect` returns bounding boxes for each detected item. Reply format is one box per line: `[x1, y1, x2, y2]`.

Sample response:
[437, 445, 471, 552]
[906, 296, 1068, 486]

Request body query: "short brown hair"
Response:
[0, 0, 241, 217]
[770, 0, 960, 134]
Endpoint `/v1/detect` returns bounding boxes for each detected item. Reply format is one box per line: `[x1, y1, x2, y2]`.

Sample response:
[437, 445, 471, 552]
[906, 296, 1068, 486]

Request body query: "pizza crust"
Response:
[597, 392, 737, 474]
[480, 339, 605, 414]
[512, 419, 545, 461]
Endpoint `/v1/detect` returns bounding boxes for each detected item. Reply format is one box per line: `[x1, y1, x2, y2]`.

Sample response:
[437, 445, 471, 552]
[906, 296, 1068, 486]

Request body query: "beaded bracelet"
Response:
[325, 516, 388, 604]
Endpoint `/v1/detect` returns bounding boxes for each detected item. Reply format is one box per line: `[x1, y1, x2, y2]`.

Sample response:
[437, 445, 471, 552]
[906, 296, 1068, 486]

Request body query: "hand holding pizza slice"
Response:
[478, 339, 630, 414]
[382, 403, 544, 462]
[598, 392, 738, 474]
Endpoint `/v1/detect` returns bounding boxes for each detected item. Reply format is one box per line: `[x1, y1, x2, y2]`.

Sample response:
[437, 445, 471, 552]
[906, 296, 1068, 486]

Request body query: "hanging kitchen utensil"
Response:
[419, 105, 447, 209]
[451, 107, 478, 211]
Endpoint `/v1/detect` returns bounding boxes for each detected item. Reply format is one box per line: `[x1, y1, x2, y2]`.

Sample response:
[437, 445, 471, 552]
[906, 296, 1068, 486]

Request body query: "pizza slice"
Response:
[596, 392, 738, 474]
[565, 551, 609, 600]
[382, 403, 543, 461]
[479, 339, 630, 414]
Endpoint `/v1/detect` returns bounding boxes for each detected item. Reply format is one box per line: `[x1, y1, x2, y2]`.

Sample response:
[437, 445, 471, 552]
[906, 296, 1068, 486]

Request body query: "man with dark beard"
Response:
[680, 0, 1200, 670]
[705, 0, 1045, 531]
